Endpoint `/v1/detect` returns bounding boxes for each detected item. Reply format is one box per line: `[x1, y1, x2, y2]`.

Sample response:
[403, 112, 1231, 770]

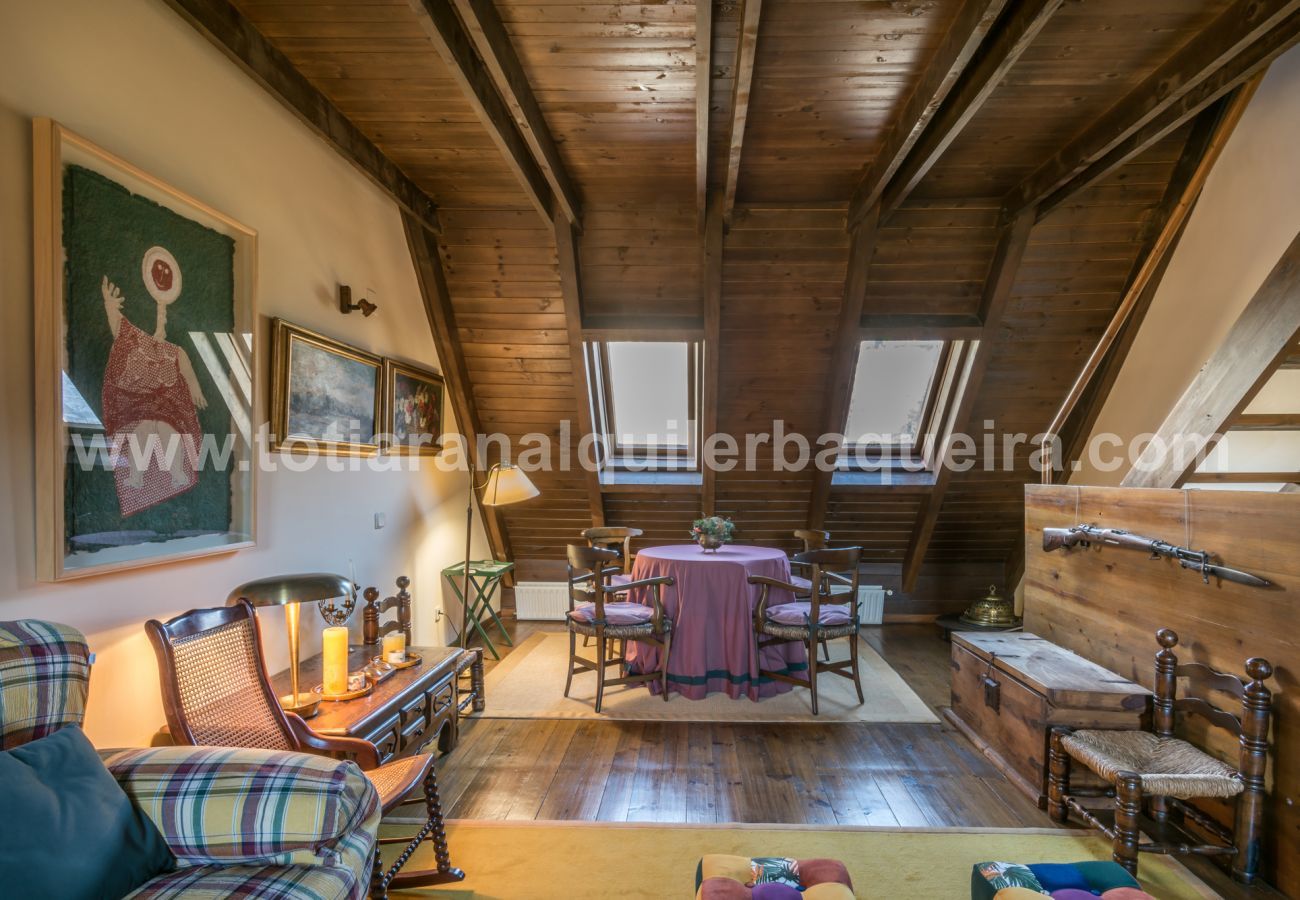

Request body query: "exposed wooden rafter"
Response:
[162, 0, 440, 234]
[701, 191, 724, 516]
[696, 0, 713, 233]
[877, 0, 1063, 221]
[401, 213, 510, 563]
[900, 208, 1037, 591]
[407, 0, 554, 222]
[1123, 228, 1300, 489]
[554, 209, 607, 526]
[847, 0, 1010, 228]
[722, 0, 763, 226]
[1008, 0, 1300, 218]
[806, 204, 883, 531]
[449, 0, 581, 226]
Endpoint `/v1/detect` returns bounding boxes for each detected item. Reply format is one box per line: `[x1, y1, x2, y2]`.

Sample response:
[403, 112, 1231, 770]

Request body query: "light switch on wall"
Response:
[374, 512, 386, 529]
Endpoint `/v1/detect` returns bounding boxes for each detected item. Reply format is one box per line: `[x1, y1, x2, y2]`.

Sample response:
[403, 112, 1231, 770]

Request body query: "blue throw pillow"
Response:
[0, 726, 174, 899]
[1029, 863, 1093, 893]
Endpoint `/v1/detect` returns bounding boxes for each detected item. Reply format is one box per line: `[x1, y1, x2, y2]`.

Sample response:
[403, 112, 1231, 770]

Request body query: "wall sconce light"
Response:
[339, 284, 377, 317]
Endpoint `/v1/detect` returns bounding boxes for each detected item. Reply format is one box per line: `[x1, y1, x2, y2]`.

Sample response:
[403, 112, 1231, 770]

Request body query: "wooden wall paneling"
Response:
[164, 0, 441, 234]
[901, 208, 1036, 590]
[449, 0, 582, 225]
[847, 0, 1010, 227]
[1123, 227, 1300, 488]
[554, 208, 606, 527]
[807, 205, 881, 531]
[722, 0, 762, 224]
[401, 213, 509, 564]
[1023, 484, 1299, 896]
[1006, 0, 1300, 218]
[878, 0, 1064, 220]
[407, 0, 554, 222]
[696, 0, 712, 231]
[701, 191, 724, 516]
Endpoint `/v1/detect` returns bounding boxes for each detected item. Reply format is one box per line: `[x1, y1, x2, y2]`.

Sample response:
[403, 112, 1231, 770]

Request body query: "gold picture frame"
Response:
[33, 119, 258, 582]
[270, 319, 382, 457]
[382, 359, 445, 456]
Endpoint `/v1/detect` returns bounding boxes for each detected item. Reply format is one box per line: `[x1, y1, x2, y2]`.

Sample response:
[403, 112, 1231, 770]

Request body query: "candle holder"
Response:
[227, 572, 357, 719]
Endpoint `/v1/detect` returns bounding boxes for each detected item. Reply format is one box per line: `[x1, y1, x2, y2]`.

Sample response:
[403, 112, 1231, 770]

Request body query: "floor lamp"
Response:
[460, 461, 538, 648]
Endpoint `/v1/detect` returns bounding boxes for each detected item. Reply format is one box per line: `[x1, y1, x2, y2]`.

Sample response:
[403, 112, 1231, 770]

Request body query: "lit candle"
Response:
[382, 631, 406, 664]
[322, 626, 350, 695]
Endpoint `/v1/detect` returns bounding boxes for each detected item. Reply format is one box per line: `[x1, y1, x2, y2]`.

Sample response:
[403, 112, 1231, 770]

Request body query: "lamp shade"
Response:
[481, 464, 539, 506]
[226, 572, 355, 607]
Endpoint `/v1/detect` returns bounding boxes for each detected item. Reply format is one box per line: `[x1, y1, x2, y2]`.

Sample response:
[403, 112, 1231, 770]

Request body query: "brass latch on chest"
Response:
[982, 653, 1000, 712]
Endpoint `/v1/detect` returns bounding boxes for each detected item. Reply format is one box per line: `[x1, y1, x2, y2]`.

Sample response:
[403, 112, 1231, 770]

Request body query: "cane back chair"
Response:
[145, 601, 463, 899]
[748, 547, 865, 715]
[564, 545, 674, 712]
[1047, 628, 1273, 882]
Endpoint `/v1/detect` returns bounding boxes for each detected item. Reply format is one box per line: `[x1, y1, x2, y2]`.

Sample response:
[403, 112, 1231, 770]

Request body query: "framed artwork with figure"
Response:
[383, 360, 445, 456]
[33, 119, 258, 581]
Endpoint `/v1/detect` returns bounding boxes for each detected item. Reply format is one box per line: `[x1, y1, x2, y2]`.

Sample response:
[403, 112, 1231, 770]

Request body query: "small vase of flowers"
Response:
[691, 516, 735, 552]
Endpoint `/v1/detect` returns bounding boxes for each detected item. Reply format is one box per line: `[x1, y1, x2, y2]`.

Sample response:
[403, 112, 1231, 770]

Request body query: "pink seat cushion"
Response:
[570, 601, 653, 625]
[766, 602, 852, 626]
[789, 574, 813, 593]
[609, 573, 633, 589]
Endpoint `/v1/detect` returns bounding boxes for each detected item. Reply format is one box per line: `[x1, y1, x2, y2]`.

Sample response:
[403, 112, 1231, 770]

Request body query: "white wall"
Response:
[1074, 46, 1300, 485]
[0, 0, 488, 746]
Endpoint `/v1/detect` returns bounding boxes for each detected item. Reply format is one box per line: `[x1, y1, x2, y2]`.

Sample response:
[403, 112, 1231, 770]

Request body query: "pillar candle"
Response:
[382, 631, 406, 663]
[322, 626, 350, 695]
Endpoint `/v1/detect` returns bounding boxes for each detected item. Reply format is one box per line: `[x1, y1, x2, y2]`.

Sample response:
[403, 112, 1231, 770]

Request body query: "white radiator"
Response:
[858, 585, 888, 625]
[513, 581, 570, 621]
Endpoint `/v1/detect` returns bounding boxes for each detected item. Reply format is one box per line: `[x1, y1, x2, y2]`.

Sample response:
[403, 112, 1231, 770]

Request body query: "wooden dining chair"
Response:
[580, 526, 643, 653]
[564, 545, 674, 713]
[145, 601, 463, 899]
[790, 530, 847, 662]
[748, 547, 865, 715]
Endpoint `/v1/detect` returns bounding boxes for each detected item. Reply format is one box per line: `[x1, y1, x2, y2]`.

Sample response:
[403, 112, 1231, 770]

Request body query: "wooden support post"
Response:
[722, 0, 762, 226]
[695, 0, 713, 233]
[701, 191, 724, 516]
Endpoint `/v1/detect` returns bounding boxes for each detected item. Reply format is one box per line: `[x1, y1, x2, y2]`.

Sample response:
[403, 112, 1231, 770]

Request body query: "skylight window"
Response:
[586, 340, 699, 469]
[844, 341, 944, 445]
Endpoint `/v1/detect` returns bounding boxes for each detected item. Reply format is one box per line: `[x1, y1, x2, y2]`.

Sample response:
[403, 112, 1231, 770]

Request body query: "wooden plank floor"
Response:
[439, 621, 1048, 828]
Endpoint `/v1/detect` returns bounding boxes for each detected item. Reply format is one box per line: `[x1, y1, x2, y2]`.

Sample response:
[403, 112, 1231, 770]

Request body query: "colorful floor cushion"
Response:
[973, 859, 1152, 900]
[696, 854, 854, 900]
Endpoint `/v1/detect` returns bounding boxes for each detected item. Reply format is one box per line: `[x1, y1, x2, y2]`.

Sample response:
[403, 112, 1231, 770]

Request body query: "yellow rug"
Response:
[481, 632, 937, 723]
[392, 820, 1217, 899]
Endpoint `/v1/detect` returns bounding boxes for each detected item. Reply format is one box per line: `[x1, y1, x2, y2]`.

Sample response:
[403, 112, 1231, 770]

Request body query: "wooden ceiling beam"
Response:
[696, 0, 713, 233]
[401, 213, 510, 564]
[449, 0, 581, 227]
[900, 207, 1036, 591]
[847, 0, 1010, 229]
[878, 0, 1063, 221]
[1123, 229, 1300, 489]
[407, 0, 554, 223]
[162, 0, 440, 234]
[1008, 0, 1300, 218]
[554, 208, 607, 527]
[722, 0, 763, 226]
[859, 314, 984, 342]
[701, 191, 724, 516]
[807, 204, 883, 531]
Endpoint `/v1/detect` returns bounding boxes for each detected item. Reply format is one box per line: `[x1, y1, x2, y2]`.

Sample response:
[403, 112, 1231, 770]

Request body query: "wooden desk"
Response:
[269, 644, 484, 764]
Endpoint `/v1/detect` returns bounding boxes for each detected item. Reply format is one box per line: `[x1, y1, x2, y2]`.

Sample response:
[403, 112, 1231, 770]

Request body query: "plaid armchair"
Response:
[0, 620, 380, 900]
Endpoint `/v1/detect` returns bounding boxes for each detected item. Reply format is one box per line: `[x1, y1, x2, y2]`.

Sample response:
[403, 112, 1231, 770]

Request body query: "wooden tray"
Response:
[313, 672, 375, 702]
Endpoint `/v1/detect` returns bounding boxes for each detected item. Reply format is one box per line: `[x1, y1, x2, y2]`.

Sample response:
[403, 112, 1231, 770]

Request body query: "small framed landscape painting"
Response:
[383, 360, 445, 455]
[271, 319, 382, 456]
[33, 119, 258, 581]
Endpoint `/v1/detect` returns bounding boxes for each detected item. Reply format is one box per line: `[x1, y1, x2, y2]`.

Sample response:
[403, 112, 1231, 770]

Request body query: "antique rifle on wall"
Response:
[1042, 524, 1271, 588]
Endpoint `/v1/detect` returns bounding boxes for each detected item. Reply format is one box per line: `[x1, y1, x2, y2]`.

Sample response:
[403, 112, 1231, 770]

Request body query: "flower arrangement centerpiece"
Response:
[691, 516, 735, 553]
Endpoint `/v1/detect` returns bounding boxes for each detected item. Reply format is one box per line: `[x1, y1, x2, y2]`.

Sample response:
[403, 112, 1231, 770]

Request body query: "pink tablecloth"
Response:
[624, 544, 806, 701]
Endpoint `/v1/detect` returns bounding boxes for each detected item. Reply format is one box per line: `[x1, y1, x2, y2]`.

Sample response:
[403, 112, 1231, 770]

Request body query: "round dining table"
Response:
[623, 544, 806, 700]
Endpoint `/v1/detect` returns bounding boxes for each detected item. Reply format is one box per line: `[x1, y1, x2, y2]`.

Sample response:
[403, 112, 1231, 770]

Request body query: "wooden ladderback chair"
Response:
[363, 575, 413, 648]
[563, 544, 674, 713]
[582, 526, 643, 574]
[146, 601, 463, 896]
[748, 547, 865, 715]
[1047, 628, 1273, 883]
[793, 529, 829, 552]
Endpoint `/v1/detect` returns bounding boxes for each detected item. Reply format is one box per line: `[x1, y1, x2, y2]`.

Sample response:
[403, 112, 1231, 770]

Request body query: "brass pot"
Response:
[959, 584, 1021, 627]
[697, 534, 725, 552]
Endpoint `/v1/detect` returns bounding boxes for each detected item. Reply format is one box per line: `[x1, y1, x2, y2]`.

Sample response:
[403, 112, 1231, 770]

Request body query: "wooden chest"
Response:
[947, 632, 1149, 805]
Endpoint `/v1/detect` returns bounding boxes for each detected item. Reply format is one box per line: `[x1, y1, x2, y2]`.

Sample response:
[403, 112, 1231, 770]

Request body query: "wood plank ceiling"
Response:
[207, 0, 1297, 596]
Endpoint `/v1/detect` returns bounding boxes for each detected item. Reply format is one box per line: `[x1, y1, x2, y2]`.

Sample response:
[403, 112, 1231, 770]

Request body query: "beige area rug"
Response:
[480, 632, 938, 723]
[393, 821, 1218, 900]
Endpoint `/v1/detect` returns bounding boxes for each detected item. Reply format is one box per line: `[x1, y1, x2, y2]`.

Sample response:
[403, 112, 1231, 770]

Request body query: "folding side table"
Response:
[442, 559, 514, 659]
